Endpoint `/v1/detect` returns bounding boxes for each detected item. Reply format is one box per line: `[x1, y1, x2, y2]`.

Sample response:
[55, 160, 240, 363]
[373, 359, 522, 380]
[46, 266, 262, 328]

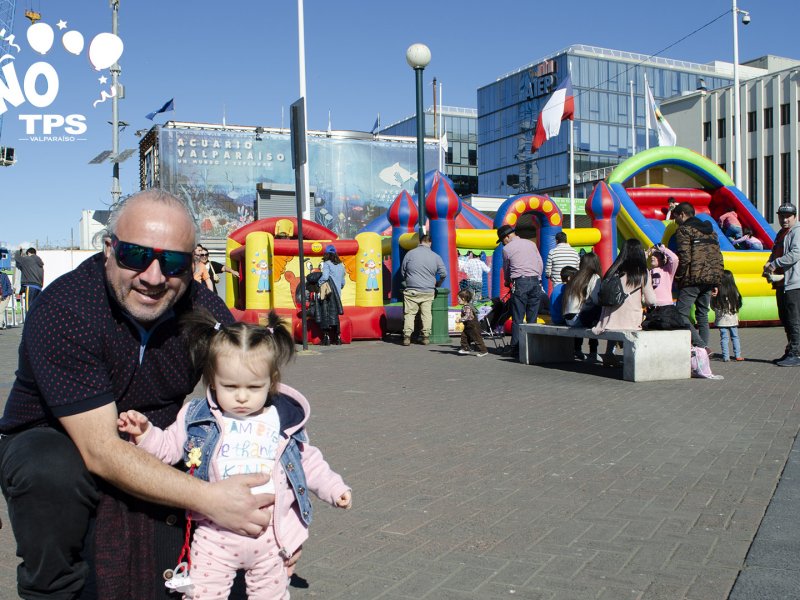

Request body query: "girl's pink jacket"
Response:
[650, 245, 679, 306]
[136, 383, 350, 558]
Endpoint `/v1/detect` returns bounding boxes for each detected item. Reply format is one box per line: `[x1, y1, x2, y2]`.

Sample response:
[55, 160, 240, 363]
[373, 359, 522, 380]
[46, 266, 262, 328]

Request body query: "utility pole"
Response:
[110, 0, 121, 204]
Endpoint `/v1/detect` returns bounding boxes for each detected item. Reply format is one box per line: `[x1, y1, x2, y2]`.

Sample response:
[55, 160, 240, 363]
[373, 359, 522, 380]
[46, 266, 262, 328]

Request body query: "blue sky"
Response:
[1, 0, 796, 248]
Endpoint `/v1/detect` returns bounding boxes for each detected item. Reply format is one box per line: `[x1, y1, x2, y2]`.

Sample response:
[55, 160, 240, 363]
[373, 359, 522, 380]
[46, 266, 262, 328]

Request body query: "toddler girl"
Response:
[711, 270, 744, 362]
[118, 309, 352, 599]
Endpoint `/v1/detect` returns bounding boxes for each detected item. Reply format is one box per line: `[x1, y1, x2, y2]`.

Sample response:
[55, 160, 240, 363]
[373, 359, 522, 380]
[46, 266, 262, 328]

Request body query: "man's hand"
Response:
[200, 474, 275, 537]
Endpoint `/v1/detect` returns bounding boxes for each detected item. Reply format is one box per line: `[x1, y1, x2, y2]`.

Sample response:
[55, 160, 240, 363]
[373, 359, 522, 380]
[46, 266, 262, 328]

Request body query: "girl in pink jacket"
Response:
[118, 310, 352, 599]
[647, 244, 679, 306]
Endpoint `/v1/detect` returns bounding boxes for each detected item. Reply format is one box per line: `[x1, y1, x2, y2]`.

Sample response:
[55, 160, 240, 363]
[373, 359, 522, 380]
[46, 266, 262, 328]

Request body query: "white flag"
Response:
[645, 85, 677, 146]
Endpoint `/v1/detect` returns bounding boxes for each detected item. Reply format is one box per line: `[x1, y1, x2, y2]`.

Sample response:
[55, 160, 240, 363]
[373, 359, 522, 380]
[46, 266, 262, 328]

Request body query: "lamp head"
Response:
[741, 11, 750, 25]
[406, 43, 431, 69]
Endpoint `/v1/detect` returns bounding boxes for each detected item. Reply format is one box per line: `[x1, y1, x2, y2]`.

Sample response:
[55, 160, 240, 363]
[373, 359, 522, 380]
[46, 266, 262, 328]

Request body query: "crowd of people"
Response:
[1, 191, 799, 598]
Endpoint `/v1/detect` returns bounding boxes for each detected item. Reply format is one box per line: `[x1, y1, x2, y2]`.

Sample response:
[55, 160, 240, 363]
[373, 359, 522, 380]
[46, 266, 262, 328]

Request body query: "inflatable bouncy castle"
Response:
[222, 216, 386, 343]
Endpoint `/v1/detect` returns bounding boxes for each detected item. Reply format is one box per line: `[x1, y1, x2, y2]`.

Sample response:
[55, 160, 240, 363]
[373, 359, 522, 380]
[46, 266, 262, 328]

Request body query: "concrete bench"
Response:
[518, 324, 691, 382]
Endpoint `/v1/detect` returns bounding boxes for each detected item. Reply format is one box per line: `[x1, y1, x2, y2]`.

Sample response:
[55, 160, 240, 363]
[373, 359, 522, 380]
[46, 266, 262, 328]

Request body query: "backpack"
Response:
[691, 346, 723, 379]
[641, 305, 689, 331]
[598, 274, 640, 308]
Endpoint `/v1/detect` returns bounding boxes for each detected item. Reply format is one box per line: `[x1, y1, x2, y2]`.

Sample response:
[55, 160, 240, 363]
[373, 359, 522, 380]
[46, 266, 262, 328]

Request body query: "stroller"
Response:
[478, 294, 511, 349]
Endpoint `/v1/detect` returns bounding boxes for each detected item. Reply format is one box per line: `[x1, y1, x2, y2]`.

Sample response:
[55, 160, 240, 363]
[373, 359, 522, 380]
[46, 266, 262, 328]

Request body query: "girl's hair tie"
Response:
[214, 322, 222, 331]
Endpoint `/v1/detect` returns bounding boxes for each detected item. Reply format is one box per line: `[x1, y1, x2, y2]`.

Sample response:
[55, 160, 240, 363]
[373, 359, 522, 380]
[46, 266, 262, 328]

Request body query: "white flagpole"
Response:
[438, 81, 444, 172]
[643, 73, 651, 186]
[297, 0, 311, 220]
[629, 80, 635, 155]
[644, 72, 650, 151]
[569, 62, 575, 229]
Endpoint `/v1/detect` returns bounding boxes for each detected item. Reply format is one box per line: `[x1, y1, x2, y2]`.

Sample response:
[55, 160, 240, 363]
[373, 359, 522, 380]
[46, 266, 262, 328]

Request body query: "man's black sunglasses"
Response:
[109, 234, 194, 277]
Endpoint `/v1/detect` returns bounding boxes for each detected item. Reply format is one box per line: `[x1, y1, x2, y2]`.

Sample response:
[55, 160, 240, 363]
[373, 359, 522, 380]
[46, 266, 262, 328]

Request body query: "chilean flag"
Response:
[531, 75, 574, 153]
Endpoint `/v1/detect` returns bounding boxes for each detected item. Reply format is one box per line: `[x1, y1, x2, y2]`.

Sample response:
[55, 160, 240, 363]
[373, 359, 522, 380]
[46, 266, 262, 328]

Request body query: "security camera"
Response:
[741, 12, 751, 25]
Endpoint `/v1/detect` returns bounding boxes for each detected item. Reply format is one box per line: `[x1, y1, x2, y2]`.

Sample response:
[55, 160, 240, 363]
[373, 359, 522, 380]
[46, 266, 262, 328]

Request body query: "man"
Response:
[765, 202, 800, 366]
[460, 250, 490, 300]
[544, 231, 580, 286]
[498, 224, 543, 357]
[400, 233, 446, 346]
[672, 202, 724, 348]
[0, 190, 274, 599]
[663, 197, 678, 221]
[14, 246, 44, 310]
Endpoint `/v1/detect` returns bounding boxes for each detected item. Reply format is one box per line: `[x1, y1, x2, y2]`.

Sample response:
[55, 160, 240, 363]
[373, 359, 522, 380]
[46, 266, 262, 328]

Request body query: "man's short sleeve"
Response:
[22, 301, 115, 418]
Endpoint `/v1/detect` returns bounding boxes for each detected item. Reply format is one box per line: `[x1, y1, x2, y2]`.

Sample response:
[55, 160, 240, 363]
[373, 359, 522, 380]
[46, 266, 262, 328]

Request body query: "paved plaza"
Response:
[1, 323, 799, 599]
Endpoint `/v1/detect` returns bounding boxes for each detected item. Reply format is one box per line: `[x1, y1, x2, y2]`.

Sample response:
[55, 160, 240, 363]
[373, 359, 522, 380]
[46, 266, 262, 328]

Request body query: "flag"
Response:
[371, 114, 381, 135]
[645, 85, 677, 146]
[439, 131, 448, 153]
[145, 98, 174, 121]
[531, 75, 574, 153]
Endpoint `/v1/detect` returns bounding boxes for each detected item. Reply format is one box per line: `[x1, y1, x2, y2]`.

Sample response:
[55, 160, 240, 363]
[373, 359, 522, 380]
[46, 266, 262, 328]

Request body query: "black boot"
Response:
[332, 327, 341, 345]
[321, 331, 331, 346]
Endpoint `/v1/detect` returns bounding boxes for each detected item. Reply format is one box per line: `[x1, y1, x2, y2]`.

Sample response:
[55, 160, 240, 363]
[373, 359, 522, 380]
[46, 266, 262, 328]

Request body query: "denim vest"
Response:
[183, 396, 314, 526]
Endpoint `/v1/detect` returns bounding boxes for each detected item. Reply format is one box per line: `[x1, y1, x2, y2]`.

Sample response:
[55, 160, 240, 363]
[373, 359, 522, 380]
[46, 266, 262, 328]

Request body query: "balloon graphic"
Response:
[27, 22, 54, 55]
[88, 33, 123, 71]
[62, 30, 84, 56]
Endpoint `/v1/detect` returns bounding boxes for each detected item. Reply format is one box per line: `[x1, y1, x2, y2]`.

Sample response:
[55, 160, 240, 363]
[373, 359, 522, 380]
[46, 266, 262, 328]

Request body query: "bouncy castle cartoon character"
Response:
[361, 258, 379, 291]
[252, 258, 271, 293]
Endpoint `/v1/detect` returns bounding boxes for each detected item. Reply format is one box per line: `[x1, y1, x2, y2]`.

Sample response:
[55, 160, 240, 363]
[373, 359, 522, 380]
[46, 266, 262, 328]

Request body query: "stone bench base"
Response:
[518, 324, 691, 382]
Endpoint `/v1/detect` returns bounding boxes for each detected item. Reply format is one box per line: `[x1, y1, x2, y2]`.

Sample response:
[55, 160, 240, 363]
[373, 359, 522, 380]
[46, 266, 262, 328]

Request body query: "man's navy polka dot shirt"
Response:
[0, 253, 234, 433]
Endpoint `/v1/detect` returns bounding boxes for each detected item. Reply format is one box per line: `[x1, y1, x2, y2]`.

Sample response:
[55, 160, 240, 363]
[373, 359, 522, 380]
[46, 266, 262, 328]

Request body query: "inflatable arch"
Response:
[590, 146, 778, 322]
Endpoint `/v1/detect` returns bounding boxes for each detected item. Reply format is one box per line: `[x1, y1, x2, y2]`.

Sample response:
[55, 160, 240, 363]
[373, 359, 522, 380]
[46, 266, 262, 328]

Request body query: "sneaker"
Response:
[402, 337, 411, 346]
[586, 352, 602, 364]
[458, 348, 471, 355]
[777, 355, 800, 367]
[573, 351, 586, 361]
[421, 337, 430, 346]
[735, 357, 745, 362]
[476, 352, 488, 357]
[722, 357, 730, 362]
[773, 353, 789, 364]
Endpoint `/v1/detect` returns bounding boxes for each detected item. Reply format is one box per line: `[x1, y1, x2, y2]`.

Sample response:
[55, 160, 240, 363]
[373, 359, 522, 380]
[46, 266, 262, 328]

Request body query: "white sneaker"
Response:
[476, 352, 488, 357]
[458, 348, 471, 355]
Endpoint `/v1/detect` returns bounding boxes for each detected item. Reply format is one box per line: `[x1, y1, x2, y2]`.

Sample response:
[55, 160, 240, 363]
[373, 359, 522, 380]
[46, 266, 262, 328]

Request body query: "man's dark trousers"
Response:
[509, 276, 542, 348]
[782, 288, 800, 356]
[677, 285, 714, 347]
[0, 428, 99, 599]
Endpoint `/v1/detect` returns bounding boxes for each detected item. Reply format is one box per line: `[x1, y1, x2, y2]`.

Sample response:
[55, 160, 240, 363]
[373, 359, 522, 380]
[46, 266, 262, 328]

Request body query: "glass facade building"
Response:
[381, 106, 478, 196]
[478, 45, 733, 200]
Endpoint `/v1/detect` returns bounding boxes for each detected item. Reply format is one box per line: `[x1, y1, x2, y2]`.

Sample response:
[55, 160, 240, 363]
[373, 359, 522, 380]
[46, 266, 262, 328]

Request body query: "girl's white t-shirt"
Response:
[217, 406, 281, 494]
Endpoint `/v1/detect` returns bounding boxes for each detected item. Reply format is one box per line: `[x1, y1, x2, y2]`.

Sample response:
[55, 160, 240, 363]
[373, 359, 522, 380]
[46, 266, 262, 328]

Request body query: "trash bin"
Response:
[429, 287, 450, 344]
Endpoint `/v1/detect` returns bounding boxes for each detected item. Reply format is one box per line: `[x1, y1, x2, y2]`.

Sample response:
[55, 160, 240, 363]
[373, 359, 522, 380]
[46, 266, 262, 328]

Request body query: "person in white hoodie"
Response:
[765, 203, 800, 367]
